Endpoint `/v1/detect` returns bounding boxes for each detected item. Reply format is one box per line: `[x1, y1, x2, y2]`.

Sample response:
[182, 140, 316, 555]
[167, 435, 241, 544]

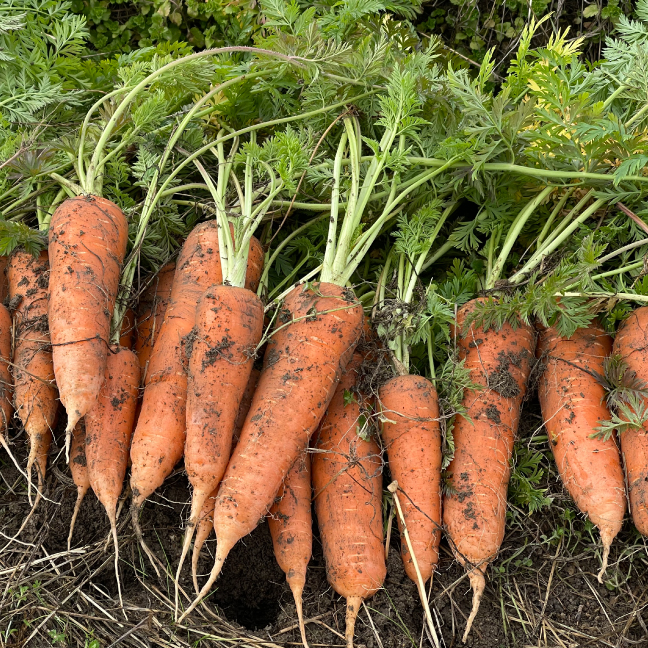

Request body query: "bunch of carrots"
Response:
[5, 7, 648, 647]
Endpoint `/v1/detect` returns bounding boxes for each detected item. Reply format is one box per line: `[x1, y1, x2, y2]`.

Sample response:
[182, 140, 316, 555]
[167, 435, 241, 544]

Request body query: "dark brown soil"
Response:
[1, 398, 648, 648]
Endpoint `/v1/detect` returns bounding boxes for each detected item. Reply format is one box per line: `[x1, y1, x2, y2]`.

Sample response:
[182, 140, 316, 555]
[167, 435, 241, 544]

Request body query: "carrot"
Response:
[176, 282, 264, 611]
[7, 250, 59, 507]
[312, 353, 385, 648]
[119, 309, 136, 350]
[85, 345, 140, 603]
[48, 195, 129, 456]
[379, 374, 442, 585]
[0, 303, 15, 466]
[134, 262, 176, 381]
[68, 420, 89, 551]
[538, 323, 625, 582]
[129, 222, 261, 567]
[443, 298, 535, 642]
[268, 451, 312, 648]
[613, 306, 648, 536]
[190, 368, 260, 592]
[178, 283, 363, 622]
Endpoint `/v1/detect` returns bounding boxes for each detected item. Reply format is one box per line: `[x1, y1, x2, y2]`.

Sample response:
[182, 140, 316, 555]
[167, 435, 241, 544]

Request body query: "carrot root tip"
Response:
[130, 504, 161, 578]
[68, 487, 88, 552]
[290, 584, 309, 648]
[598, 543, 611, 584]
[345, 596, 362, 648]
[462, 569, 486, 643]
[174, 518, 197, 621]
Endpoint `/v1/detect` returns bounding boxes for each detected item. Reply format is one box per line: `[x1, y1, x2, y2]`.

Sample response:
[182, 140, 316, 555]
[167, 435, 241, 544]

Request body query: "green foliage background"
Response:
[70, 0, 630, 64]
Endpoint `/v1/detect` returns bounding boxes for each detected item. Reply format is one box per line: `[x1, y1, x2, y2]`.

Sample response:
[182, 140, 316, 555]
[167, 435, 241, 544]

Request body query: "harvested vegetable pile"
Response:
[3, 1, 648, 647]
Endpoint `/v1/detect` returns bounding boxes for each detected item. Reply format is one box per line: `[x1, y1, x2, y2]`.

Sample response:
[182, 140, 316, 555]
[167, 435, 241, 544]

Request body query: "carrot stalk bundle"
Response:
[613, 307, 648, 535]
[443, 299, 535, 642]
[134, 262, 176, 381]
[312, 353, 385, 648]
[85, 346, 140, 604]
[175, 282, 264, 613]
[379, 375, 442, 583]
[268, 451, 312, 648]
[68, 420, 89, 551]
[48, 196, 129, 456]
[8, 251, 58, 507]
[538, 324, 626, 581]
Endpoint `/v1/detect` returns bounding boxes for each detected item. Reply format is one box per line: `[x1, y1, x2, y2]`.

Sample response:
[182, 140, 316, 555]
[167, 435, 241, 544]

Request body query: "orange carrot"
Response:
[538, 323, 625, 581]
[134, 262, 176, 381]
[8, 251, 58, 505]
[68, 420, 89, 550]
[85, 345, 140, 602]
[129, 223, 261, 566]
[48, 196, 128, 455]
[312, 353, 385, 648]
[190, 368, 260, 592]
[176, 283, 264, 610]
[379, 374, 442, 584]
[268, 451, 312, 648]
[443, 298, 535, 641]
[0, 304, 14, 463]
[179, 283, 363, 622]
[613, 307, 648, 535]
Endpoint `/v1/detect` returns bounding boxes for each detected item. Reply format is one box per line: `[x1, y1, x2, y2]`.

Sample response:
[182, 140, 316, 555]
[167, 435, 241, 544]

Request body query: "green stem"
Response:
[487, 186, 553, 289]
[536, 187, 574, 250]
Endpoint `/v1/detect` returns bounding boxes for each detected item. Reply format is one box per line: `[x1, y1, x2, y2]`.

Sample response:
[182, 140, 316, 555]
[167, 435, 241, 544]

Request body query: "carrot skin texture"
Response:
[312, 353, 385, 648]
[135, 262, 175, 381]
[190, 368, 260, 593]
[214, 283, 364, 557]
[379, 374, 442, 584]
[184, 285, 264, 520]
[130, 223, 262, 507]
[269, 451, 312, 648]
[613, 307, 648, 535]
[48, 196, 128, 441]
[538, 324, 625, 577]
[86, 346, 140, 522]
[68, 420, 89, 549]
[443, 299, 535, 641]
[0, 304, 14, 435]
[7, 252, 56, 497]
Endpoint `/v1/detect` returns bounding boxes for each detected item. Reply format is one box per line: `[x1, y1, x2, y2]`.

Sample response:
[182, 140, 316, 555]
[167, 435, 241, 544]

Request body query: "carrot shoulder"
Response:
[379, 374, 442, 584]
[269, 451, 312, 648]
[613, 307, 648, 535]
[48, 196, 128, 454]
[538, 323, 625, 581]
[8, 250, 58, 506]
[443, 298, 535, 642]
[312, 353, 385, 648]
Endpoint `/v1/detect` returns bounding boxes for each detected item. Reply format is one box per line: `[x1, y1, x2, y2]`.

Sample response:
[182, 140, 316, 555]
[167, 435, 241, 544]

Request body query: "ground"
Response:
[1, 397, 648, 648]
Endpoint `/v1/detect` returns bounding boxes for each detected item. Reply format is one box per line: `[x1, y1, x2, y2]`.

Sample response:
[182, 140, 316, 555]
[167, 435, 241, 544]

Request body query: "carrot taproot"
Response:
[129, 223, 262, 567]
[48, 196, 128, 456]
[613, 307, 648, 536]
[269, 451, 312, 648]
[7, 250, 58, 507]
[134, 262, 176, 381]
[379, 374, 442, 585]
[178, 283, 363, 622]
[175, 283, 264, 611]
[443, 298, 535, 642]
[85, 345, 140, 603]
[68, 420, 89, 551]
[538, 323, 625, 582]
[190, 368, 260, 593]
[312, 353, 385, 648]
[0, 304, 15, 466]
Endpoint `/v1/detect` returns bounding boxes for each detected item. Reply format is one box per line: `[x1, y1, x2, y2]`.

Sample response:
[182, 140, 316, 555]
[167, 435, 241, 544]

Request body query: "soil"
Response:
[2, 397, 648, 648]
